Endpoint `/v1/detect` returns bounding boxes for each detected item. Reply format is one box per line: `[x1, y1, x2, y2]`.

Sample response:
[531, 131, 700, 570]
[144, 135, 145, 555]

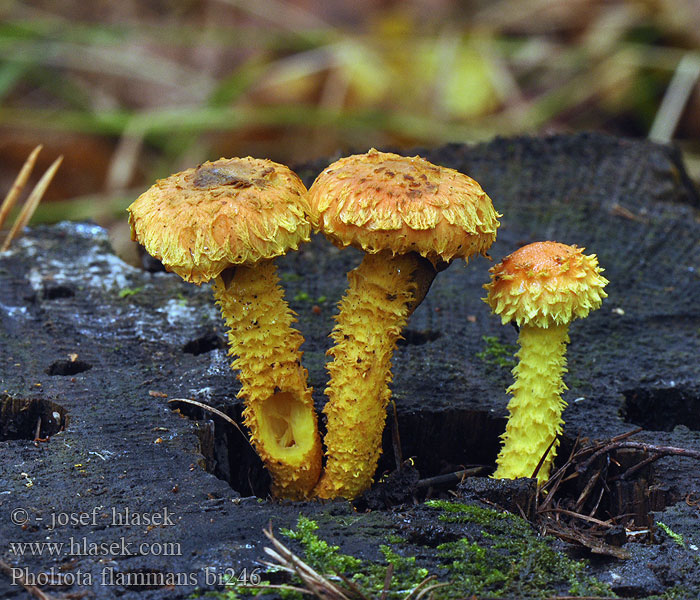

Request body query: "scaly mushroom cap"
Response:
[484, 241, 608, 328]
[128, 157, 311, 284]
[307, 149, 500, 264]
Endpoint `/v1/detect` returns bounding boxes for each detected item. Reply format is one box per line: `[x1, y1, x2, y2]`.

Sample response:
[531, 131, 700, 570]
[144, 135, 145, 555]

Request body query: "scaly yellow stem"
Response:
[212, 261, 322, 499]
[492, 324, 570, 485]
[313, 251, 420, 500]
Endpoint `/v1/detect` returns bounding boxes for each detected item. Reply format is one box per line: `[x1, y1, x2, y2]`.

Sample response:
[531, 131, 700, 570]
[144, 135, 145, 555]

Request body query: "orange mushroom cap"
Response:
[307, 149, 500, 264]
[484, 241, 608, 328]
[128, 157, 311, 284]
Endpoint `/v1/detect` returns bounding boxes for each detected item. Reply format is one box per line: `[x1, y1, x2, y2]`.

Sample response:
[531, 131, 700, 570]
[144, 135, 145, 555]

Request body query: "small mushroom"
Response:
[307, 148, 500, 499]
[483, 241, 608, 484]
[128, 157, 322, 499]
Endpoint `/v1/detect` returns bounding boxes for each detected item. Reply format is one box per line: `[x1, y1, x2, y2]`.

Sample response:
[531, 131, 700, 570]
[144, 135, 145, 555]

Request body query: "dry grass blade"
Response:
[537, 436, 583, 511]
[260, 525, 353, 600]
[380, 563, 394, 600]
[254, 526, 449, 600]
[0, 145, 42, 231]
[336, 573, 374, 600]
[404, 575, 450, 600]
[649, 52, 700, 143]
[531, 434, 558, 481]
[1, 152, 63, 252]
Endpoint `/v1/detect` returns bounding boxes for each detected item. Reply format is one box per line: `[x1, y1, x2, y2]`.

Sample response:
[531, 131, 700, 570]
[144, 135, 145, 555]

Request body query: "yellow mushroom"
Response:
[483, 241, 608, 484]
[307, 149, 500, 499]
[128, 157, 322, 499]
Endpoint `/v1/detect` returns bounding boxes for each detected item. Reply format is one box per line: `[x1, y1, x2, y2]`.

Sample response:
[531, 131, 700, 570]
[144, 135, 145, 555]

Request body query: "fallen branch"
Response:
[415, 466, 488, 489]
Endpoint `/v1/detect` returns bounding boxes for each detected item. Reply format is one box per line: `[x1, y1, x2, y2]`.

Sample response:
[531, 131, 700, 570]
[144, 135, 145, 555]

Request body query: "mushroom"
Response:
[483, 241, 608, 484]
[128, 157, 322, 499]
[307, 148, 500, 499]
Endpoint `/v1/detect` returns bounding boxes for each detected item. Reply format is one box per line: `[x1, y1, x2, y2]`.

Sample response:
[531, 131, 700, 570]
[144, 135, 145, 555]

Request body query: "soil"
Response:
[1, 132, 699, 599]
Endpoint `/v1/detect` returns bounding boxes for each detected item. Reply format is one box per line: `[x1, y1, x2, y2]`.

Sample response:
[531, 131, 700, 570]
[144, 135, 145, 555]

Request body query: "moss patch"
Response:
[476, 335, 517, 370]
[427, 500, 612, 598]
[280, 515, 363, 574]
[217, 502, 613, 600]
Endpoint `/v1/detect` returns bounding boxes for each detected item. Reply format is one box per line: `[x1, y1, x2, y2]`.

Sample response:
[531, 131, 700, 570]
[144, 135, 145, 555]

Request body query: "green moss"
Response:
[656, 584, 700, 599]
[656, 521, 686, 547]
[224, 506, 613, 600]
[476, 335, 517, 370]
[292, 291, 326, 303]
[426, 500, 614, 598]
[280, 515, 362, 574]
[352, 545, 431, 599]
[191, 588, 239, 600]
[385, 534, 405, 545]
[118, 286, 142, 298]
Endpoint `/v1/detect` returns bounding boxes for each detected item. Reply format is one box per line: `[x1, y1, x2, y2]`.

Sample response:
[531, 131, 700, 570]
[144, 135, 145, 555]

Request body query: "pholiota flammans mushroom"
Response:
[307, 148, 500, 499]
[128, 157, 322, 499]
[484, 241, 608, 484]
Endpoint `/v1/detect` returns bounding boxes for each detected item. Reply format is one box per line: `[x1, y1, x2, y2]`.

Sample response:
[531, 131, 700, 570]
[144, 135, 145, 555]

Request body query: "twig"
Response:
[574, 468, 601, 513]
[415, 466, 487, 489]
[614, 441, 700, 460]
[535, 429, 697, 555]
[380, 563, 393, 600]
[587, 478, 607, 519]
[253, 525, 449, 600]
[336, 572, 374, 600]
[0, 559, 56, 600]
[539, 507, 614, 529]
[531, 434, 558, 481]
[167, 398, 251, 446]
[261, 525, 352, 600]
[538, 436, 583, 511]
[406, 576, 449, 600]
[579, 440, 700, 474]
[609, 453, 661, 482]
[389, 400, 403, 471]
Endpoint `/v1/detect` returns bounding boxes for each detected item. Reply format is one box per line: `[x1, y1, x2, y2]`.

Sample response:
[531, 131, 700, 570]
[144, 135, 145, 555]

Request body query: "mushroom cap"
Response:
[307, 149, 500, 264]
[484, 241, 608, 328]
[128, 157, 310, 284]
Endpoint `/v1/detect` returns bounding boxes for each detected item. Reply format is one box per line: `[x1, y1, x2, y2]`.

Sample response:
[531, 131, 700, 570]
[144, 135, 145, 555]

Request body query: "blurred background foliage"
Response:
[0, 0, 698, 255]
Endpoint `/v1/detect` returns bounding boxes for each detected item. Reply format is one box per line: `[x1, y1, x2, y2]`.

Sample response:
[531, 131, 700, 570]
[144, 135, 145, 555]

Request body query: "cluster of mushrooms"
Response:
[128, 149, 608, 500]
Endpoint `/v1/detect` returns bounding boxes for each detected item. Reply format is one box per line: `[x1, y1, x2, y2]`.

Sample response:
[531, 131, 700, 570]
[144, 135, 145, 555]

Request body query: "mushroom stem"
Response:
[492, 323, 570, 484]
[212, 260, 322, 499]
[313, 250, 430, 500]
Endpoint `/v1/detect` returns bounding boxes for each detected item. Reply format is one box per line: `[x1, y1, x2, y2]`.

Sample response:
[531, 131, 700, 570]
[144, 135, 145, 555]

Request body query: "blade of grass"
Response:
[1, 40, 216, 90]
[0, 144, 42, 231]
[0, 104, 495, 143]
[216, 0, 332, 33]
[2, 154, 62, 251]
[649, 52, 700, 143]
[0, 60, 30, 102]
